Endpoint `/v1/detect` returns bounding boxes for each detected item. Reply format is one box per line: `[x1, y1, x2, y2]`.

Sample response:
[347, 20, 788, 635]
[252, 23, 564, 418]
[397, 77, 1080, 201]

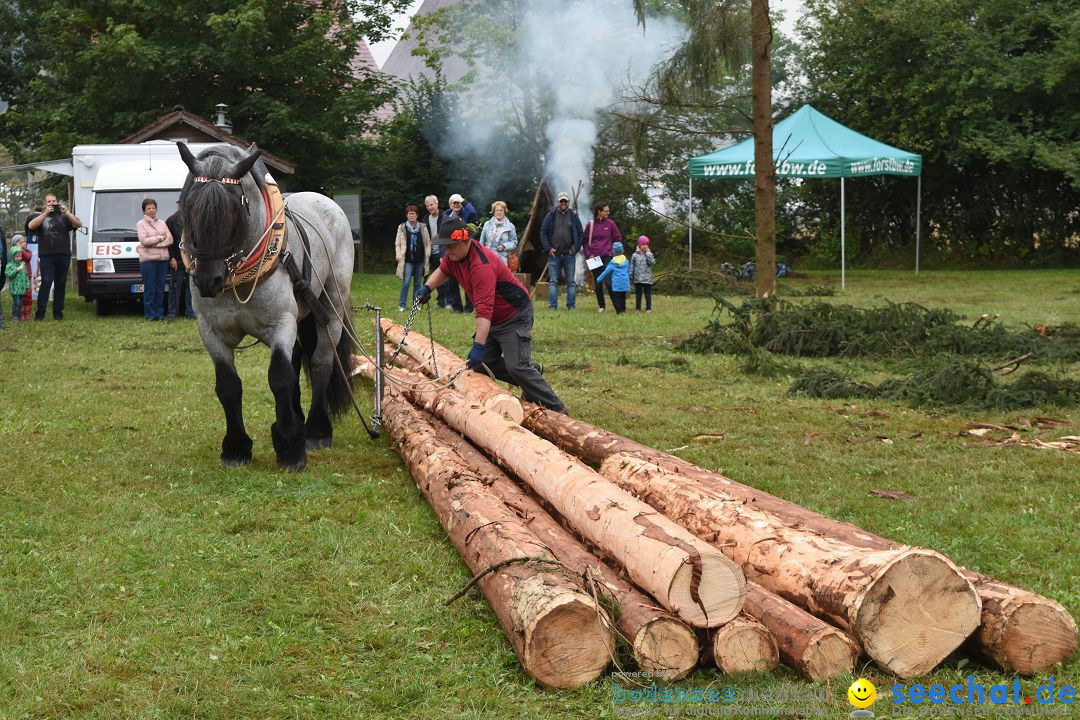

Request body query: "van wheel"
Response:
[93, 298, 112, 316]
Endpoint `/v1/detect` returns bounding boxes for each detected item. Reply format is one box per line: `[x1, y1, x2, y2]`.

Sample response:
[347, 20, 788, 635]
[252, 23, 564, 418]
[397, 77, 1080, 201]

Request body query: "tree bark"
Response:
[599, 453, 981, 679]
[356, 362, 746, 629]
[380, 395, 614, 688]
[521, 404, 1077, 675]
[426, 419, 700, 681]
[751, 0, 776, 297]
[711, 615, 778, 674]
[381, 319, 524, 423]
[743, 583, 858, 682]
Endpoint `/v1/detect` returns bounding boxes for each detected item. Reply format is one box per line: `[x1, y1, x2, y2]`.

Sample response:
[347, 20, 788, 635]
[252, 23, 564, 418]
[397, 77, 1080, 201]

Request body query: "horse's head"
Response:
[177, 142, 265, 298]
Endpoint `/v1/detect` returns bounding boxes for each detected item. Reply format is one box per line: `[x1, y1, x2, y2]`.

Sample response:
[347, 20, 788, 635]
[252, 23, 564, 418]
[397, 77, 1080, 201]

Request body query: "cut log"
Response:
[522, 404, 1078, 675]
[743, 583, 857, 682]
[427, 419, 699, 680]
[711, 615, 778, 674]
[355, 362, 746, 628]
[972, 580, 1079, 676]
[599, 453, 981, 678]
[381, 320, 524, 423]
[381, 395, 613, 688]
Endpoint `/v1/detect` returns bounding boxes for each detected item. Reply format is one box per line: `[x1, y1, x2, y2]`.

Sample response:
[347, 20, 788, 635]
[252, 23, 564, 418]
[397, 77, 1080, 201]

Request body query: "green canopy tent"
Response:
[687, 105, 923, 287]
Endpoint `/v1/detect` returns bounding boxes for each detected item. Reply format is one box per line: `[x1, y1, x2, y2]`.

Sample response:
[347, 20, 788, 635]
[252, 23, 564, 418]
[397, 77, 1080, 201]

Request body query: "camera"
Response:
[50, 203, 62, 214]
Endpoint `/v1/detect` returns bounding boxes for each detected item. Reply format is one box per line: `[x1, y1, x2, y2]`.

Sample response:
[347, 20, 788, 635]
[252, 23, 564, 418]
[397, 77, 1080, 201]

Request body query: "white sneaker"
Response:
[398, 306, 405, 312]
[598, 307, 605, 313]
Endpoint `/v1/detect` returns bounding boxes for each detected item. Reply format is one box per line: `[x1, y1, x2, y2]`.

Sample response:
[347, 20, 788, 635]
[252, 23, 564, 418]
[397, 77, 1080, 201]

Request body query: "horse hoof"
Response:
[221, 453, 252, 468]
[306, 436, 332, 451]
[278, 455, 308, 472]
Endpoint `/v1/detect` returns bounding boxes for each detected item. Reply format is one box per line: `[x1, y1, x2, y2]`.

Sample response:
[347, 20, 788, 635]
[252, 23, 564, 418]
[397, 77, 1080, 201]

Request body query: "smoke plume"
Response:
[435, 0, 682, 213]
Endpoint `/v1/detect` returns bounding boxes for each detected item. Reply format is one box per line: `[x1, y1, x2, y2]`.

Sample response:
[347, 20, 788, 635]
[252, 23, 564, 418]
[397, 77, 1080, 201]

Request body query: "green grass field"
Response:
[0, 268, 1077, 719]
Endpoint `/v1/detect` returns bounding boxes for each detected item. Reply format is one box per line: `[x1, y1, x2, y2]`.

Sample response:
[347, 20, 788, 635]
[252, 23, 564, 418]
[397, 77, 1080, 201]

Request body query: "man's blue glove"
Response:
[416, 284, 433, 304]
[466, 341, 486, 369]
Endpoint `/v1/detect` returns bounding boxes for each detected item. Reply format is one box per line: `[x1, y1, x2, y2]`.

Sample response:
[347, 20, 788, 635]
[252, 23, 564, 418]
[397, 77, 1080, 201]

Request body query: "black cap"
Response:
[434, 216, 468, 246]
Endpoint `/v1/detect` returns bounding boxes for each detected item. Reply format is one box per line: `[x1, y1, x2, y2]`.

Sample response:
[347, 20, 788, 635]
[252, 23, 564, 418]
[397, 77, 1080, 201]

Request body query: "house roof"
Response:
[352, 38, 395, 125]
[120, 110, 296, 175]
[380, 0, 468, 84]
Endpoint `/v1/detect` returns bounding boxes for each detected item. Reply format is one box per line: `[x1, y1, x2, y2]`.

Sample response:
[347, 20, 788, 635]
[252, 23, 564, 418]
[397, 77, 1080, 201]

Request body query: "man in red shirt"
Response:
[418, 217, 565, 413]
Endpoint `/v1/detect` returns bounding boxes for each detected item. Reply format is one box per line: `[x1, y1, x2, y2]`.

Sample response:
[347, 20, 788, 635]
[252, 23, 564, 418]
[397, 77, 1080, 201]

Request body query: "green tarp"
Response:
[688, 105, 922, 179]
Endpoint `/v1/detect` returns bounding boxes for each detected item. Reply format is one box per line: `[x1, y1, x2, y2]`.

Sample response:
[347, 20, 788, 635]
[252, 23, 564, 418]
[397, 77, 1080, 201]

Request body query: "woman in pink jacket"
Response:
[136, 198, 173, 321]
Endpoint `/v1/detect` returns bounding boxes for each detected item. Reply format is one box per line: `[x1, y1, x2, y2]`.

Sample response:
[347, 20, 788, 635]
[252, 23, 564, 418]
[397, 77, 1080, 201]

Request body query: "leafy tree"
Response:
[797, 0, 1080, 263]
[352, 78, 451, 268]
[1, 0, 411, 190]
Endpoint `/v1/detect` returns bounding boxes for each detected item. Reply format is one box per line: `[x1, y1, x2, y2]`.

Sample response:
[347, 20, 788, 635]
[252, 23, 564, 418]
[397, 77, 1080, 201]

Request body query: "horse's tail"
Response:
[324, 310, 358, 419]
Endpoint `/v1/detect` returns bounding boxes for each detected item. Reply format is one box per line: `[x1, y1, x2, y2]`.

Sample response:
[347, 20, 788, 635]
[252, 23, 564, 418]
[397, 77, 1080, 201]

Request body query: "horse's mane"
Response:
[180, 145, 261, 258]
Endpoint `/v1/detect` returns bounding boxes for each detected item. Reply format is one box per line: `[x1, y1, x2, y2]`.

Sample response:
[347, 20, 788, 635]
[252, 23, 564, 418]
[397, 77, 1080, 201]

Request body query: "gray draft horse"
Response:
[177, 142, 356, 471]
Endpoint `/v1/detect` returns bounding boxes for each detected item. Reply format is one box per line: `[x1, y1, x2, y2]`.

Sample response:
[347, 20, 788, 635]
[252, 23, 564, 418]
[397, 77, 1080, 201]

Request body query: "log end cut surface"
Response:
[668, 552, 746, 628]
[523, 593, 614, 689]
[998, 601, 1079, 676]
[802, 631, 859, 683]
[483, 395, 525, 424]
[633, 618, 700, 682]
[855, 550, 981, 679]
[712, 617, 780, 674]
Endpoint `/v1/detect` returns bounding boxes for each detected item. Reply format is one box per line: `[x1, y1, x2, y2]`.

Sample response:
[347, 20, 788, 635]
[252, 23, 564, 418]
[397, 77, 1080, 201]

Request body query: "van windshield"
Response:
[94, 191, 181, 234]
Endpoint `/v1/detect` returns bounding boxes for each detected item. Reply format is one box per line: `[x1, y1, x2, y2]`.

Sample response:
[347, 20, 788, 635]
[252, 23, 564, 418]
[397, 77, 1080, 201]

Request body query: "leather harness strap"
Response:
[280, 211, 332, 328]
[181, 171, 333, 328]
[179, 177, 286, 288]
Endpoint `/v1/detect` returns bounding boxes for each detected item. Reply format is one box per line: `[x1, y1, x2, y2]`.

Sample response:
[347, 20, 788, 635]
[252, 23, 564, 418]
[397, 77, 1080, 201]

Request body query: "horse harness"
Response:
[181, 172, 332, 326]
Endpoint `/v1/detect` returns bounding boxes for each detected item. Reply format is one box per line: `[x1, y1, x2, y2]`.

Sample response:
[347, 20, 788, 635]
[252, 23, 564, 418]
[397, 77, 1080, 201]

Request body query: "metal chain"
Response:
[385, 295, 423, 368]
[426, 302, 440, 378]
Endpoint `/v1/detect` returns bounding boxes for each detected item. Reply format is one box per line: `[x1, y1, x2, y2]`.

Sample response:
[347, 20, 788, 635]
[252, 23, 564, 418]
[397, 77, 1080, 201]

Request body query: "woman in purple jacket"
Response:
[582, 202, 622, 313]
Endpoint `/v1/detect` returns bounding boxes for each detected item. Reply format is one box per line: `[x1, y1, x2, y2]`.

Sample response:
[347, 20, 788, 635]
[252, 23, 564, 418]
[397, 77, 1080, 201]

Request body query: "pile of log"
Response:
[354, 323, 1077, 689]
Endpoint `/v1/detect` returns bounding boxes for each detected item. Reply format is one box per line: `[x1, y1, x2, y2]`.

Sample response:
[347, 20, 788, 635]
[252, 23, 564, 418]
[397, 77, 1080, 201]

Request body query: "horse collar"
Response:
[224, 181, 287, 290]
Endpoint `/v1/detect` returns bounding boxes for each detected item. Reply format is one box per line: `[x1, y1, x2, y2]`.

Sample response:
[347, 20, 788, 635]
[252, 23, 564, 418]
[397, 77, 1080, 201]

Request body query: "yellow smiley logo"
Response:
[848, 678, 877, 709]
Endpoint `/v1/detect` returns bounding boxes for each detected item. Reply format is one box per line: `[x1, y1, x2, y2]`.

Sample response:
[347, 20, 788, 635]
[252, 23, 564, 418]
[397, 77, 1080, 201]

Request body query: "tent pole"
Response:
[840, 177, 846, 290]
[915, 175, 922, 275]
[688, 176, 694, 270]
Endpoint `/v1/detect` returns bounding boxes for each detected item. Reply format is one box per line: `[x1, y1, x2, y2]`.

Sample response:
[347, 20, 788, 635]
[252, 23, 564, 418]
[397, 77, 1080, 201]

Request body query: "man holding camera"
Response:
[25, 192, 82, 321]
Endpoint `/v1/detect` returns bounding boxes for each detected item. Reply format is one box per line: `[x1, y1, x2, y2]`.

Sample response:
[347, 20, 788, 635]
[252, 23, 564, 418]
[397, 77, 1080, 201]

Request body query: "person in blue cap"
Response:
[594, 241, 631, 314]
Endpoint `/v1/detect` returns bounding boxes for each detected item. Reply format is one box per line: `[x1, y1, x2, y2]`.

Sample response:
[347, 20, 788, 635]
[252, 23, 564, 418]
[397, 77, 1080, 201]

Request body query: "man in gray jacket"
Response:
[539, 192, 583, 311]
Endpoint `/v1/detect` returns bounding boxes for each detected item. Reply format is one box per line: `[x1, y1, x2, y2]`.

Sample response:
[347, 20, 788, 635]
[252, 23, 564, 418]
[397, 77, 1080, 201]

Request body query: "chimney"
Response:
[214, 103, 232, 133]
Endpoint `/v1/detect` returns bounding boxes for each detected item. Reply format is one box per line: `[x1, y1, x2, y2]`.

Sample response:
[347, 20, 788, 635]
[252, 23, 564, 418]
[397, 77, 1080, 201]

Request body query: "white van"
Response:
[23, 141, 215, 314]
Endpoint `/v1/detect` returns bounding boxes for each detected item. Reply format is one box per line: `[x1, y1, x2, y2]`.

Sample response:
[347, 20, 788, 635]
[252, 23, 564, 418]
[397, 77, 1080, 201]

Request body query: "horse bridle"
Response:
[182, 175, 253, 264]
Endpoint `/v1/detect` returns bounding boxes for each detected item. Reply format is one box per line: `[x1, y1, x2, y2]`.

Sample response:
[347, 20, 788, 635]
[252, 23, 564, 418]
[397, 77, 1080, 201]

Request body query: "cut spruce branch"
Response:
[357, 362, 746, 629]
[425, 419, 699, 681]
[598, 453, 982, 679]
[743, 583, 858, 682]
[521, 404, 1077, 676]
[711, 615, 779, 674]
[381, 319, 524, 423]
[380, 395, 613, 688]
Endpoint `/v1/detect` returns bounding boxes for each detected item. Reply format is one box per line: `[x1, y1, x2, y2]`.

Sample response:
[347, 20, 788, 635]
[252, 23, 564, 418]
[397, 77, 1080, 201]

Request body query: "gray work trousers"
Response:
[478, 303, 564, 412]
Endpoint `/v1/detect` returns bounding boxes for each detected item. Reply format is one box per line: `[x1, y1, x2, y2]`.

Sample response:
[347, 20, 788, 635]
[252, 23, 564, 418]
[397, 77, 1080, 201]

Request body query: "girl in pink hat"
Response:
[629, 235, 656, 312]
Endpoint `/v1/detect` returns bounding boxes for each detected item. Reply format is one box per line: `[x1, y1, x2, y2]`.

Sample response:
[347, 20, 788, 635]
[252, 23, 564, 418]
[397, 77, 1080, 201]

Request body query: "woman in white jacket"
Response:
[479, 201, 518, 265]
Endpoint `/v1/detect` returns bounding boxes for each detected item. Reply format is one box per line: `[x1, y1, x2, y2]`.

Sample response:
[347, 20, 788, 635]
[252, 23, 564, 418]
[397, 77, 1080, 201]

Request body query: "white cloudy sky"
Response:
[368, 0, 806, 68]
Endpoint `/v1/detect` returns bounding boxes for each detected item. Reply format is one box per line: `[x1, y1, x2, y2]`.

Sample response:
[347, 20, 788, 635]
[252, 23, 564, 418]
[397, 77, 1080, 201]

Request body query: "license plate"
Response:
[131, 283, 144, 294]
